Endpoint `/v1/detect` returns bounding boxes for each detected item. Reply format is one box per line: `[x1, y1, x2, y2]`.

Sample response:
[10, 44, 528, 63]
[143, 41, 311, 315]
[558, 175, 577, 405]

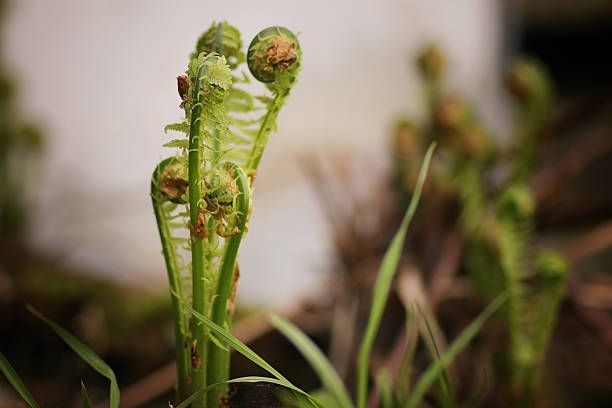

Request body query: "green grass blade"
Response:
[355, 143, 436, 408]
[418, 306, 455, 407]
[271, 315, 354, 408]
[27, 305, 120, 408]
[175, 376, 323, 408]
[295, 391, 322, 408]
[308, 389, 341, 407]
[181, 302, 321, 408]
[0, 352, 41, 408]
[81, 380, 92, 408]
[463, 372, 490, 408]
[376, 370, 394, 408]
[406, 293, 508, 408]
[396, 309, 419, 405]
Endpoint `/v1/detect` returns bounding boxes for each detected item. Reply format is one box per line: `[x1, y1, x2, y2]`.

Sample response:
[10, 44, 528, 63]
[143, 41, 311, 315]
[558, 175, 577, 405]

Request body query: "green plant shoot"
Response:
[151, 22, 301, 407]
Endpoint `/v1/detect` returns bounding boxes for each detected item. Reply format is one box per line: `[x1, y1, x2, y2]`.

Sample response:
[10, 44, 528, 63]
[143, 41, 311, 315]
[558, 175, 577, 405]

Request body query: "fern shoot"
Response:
[392, 45, 569, 404]
[150, 21, 301, 407]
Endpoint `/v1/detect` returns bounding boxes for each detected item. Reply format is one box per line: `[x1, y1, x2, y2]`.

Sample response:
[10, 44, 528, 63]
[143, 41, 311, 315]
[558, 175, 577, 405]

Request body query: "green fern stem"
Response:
[497, 220, 524, 384]
[244, 26, 301, 175]
[496, 184, 536, 394]
[207, 163, 250, 406]
[521, 251, 568, 399]
[510, 100, 548, 183]
[214, 22, 224, 53]
[424, 77, 441, 122]
[532, 271, 566, 365]
[245, 93, 281, 173]
[151, 196, 190, 398]
[150, 158, 190, 398]
[455, 160, 487, 236]
[507, 60, 552, 184]
[211, 22, 224, 167]
[189, 61, 209, 407]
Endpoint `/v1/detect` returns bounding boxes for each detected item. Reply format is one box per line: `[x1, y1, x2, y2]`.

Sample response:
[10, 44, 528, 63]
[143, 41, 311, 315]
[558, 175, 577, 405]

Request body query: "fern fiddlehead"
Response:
[496, 184, 534, 391]
[206, 25, 301, 406]
[187, 53, 235, 403]
[151, 21, 301, 407]
[418, 44, 445, 125]
[151, 157, 190, 398]
[394, 46, 568, 403]
[506, 59, 553, 184]
[245, 26, 301, 174]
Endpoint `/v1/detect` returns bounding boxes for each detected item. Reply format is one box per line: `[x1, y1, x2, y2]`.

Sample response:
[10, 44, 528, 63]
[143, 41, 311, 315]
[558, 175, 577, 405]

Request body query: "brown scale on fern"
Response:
[160, 163, 188, 202]
[265, 36, 297, 73]
[193, 209, 208, 239]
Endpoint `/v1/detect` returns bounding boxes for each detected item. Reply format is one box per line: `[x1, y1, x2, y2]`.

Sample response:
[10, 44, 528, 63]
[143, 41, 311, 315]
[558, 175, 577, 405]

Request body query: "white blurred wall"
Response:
[5, 0, 508, 310]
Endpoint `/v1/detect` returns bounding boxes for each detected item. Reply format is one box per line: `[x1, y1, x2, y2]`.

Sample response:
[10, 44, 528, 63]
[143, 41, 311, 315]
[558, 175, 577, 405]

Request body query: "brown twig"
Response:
[328, 293, 359, 381]
[562, 219, 612, 265]
[532, 125, 612, 206]
[561, 219, 612, 349]
[427, 228, 464, 309]
[566, 274, 612, 348]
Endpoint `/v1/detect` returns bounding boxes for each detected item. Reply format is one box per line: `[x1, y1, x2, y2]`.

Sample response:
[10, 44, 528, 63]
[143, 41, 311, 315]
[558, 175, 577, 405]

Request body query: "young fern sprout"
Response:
[496, 184, 534, 381]
[158, 157, 189, 204]
[247, 26, 299, 83]
[393, 46, 569, 403]
[192, 22, 245, 70]
[434, 95, 492, 159]
[245, 26, 301, 173]
[505, 59, 553, 183]
[417, 44, 445, 117]
[151, 21, 301, 407]
[151, 158, 190, 396]
[532, 250, 568, 368]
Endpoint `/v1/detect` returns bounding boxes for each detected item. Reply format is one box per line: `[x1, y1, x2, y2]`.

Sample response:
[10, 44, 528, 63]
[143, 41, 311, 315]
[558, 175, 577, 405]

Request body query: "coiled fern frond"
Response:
[150, 21, 301, 405]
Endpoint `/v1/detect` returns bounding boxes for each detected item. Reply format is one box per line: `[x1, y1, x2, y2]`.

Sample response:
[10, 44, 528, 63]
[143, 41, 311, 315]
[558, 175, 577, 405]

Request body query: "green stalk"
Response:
[356, 144, 435, 408]
[508, 61, 551, 185]
[531, 278, 565, 370]
[207, 164, 250, 407]
[425, 77, 440, 118]
[521, 251, 568, 400]
[497, 218, 524, 391]
[245, 93, 281, 173]
[510, 101, 547, 183]
[189, 62, 208, 408]
[152, 197, 190, 398]
[212, 23, 224, 167]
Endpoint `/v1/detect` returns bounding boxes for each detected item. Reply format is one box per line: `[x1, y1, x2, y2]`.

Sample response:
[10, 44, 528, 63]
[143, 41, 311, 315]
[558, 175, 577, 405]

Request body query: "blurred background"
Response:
[1, 0, 611, 407]
[2, 0, 514, 307]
